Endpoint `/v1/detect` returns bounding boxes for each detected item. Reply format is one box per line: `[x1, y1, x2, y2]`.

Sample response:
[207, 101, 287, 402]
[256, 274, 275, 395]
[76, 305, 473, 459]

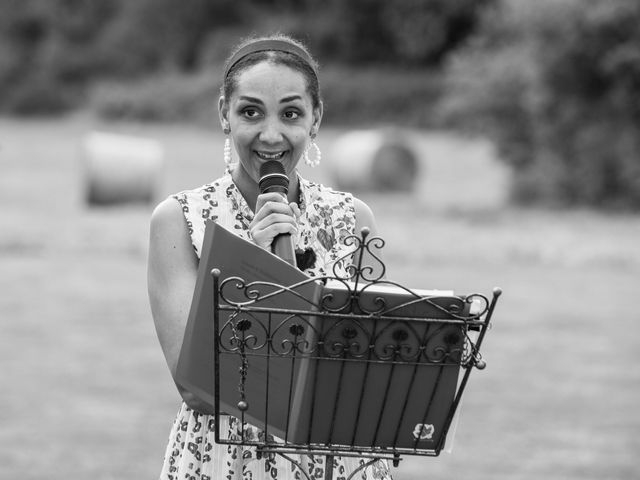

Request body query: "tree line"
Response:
[1, 0, 639, 210]
[0, 0, 490, 114]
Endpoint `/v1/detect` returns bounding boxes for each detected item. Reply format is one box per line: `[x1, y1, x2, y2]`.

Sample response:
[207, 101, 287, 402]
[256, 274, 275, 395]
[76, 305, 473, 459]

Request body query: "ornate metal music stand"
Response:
[212, 228, 501, 480]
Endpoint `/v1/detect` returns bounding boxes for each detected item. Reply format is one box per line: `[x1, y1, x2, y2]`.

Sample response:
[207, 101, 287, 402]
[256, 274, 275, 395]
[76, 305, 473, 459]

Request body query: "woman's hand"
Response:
[249, 192, 301, 249]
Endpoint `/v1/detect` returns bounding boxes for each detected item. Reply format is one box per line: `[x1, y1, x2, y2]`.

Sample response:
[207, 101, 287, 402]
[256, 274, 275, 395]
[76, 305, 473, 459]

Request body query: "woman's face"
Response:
[220, 61, 322, 182]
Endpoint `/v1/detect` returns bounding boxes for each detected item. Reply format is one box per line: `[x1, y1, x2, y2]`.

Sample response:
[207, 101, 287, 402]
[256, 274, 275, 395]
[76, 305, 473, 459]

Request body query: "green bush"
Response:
[321, 67, 443, 127]
[0, 0, 119, 113]
[331, 0, 494, 66]
[89, 70, 222, 124]
[441, 0, 640, 210]
[0, 0, 244, 114]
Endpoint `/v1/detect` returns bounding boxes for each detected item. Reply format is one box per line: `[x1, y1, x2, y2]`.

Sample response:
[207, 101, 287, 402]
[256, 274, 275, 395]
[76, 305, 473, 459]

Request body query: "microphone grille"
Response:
[259, 161, 289, 194]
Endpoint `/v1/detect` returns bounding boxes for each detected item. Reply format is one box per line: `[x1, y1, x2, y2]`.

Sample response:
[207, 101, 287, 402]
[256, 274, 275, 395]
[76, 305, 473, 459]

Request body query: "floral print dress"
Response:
[160, 170, 392, 480]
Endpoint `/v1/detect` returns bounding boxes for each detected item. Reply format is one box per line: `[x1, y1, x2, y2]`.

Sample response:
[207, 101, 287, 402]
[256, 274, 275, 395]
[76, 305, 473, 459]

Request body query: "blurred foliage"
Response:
[0, 0, 489, 115]
[3, 0, 639, 211]
[91, 66, 444, 129]
[0, 0, 243, 113]
[321, 66, 444, 127]
[441, 0, 640, 210]
[89, 70, 223, 124]
[333, 0, 493, 65]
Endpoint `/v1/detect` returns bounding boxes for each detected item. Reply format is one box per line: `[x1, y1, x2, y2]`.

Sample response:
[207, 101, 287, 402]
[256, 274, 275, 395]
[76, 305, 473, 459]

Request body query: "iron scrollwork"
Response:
[212, 227, 501, 471]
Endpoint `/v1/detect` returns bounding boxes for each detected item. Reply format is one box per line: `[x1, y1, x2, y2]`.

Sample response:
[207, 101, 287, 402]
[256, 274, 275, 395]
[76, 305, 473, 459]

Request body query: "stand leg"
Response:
[325, 454, 334, 480]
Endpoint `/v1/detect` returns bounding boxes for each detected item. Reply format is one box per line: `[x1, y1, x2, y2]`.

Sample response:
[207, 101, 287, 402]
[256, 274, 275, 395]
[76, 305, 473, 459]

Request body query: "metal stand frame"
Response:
[211, 229, 501, 480]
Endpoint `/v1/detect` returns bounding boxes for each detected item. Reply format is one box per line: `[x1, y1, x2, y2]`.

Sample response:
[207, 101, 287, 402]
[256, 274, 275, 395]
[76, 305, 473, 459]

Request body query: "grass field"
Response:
[1, 115, 638, 480]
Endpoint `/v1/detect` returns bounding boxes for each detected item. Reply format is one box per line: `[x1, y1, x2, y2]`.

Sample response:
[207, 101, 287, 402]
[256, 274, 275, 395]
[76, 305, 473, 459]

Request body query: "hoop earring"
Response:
[223, 130, 232, 166]
[304, 138, 321, 168]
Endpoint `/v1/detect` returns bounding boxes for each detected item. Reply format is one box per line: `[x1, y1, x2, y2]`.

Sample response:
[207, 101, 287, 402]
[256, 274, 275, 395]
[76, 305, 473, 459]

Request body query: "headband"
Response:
[224, 39, 318, 79]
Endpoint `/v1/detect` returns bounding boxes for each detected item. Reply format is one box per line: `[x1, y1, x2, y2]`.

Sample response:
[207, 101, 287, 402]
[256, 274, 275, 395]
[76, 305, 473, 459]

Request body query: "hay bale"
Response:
[82, 131, 164, 205]
[327, 129, 420, 192]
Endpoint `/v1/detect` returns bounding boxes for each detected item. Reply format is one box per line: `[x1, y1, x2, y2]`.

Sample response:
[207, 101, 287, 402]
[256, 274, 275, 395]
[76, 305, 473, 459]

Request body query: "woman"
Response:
[148, 34, 392, 480]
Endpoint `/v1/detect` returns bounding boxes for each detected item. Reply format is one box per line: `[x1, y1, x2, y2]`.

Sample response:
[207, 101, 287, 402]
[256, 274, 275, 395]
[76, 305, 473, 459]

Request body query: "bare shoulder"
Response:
[148, 197, 197, 282]
[150, 197, 185, 235]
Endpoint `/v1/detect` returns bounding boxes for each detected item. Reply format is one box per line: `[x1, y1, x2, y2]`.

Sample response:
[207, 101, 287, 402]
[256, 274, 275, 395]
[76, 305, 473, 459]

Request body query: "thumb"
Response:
[289, 202, 301, 220]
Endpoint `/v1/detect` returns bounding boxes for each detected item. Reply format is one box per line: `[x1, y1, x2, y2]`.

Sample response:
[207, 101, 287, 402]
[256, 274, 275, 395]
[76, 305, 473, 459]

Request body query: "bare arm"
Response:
[147, 198, 198, 380]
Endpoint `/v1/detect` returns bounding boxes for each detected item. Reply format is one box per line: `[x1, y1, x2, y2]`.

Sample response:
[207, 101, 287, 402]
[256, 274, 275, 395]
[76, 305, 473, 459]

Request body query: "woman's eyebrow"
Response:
[238, 95, 264, 104]
[280, 95, 303, 103]
[237, 94, 303, 104]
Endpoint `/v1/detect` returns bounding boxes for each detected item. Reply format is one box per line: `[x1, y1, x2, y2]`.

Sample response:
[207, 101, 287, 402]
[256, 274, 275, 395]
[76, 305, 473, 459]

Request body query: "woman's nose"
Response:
[259, 117, 284, 144]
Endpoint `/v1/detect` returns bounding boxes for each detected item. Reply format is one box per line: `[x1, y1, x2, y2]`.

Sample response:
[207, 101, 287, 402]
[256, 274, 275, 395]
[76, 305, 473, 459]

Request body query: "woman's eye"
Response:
[242, 108, 260, 118]
[283, 110, 300, 120]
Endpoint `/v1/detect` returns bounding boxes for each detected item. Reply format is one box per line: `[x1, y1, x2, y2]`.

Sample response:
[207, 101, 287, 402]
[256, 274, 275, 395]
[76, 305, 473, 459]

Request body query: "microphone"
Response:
[258, 161, 297, 266]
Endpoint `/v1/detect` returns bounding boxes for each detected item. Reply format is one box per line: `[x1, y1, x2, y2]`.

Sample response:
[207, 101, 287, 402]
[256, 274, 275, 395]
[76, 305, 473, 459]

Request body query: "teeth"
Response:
[257, 151, 285, 160]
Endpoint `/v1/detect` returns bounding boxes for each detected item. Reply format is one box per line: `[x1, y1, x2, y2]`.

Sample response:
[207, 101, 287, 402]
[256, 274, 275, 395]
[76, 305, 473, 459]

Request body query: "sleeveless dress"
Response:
[160, 170, 393, 480]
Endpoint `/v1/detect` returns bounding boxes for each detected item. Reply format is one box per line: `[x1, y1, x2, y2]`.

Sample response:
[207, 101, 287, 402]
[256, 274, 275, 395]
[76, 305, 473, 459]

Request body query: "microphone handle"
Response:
[272, 233, 297, 266]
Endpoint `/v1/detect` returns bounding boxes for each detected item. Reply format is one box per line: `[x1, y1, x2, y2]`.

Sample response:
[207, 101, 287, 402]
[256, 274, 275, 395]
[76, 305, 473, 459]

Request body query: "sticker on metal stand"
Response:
[413, 423, 435, 441]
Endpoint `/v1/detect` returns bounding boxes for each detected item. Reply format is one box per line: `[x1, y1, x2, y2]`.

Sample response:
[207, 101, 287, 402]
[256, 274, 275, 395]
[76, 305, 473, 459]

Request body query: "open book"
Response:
[175, 220, 322, 439]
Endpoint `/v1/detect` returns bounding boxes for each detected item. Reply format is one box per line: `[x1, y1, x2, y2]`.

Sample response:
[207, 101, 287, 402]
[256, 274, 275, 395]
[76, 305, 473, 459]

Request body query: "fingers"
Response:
[289, 202, 301, 220]
[250, 216, 298, 250]
[251, 218, 297, 244]
[254, 192, 286, 214]
[250, 193, 300, 249]
[253, 193, 294, 222]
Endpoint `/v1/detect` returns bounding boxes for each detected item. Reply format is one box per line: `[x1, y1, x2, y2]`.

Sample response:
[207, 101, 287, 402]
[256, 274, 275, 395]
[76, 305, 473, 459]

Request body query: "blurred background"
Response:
[1, 0, 638, 479]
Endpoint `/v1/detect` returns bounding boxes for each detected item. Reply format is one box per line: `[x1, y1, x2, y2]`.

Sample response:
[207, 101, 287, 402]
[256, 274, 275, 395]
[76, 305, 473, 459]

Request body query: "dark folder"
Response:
[288, 281, 468, 450]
